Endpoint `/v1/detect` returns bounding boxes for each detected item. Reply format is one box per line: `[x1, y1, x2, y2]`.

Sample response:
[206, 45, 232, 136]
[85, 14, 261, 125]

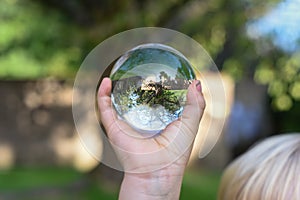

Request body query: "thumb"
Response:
[97, 77, 137, 148]
[97, 77, 117, 132]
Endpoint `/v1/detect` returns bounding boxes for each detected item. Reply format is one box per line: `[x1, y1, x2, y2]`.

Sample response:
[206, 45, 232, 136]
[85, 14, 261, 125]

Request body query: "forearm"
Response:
[119, 168, 184, 200]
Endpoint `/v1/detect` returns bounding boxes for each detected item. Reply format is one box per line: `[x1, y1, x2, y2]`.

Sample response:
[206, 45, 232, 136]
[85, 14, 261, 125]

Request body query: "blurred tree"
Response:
[0, 0, 85, 79]
[1, 0, 299, 112]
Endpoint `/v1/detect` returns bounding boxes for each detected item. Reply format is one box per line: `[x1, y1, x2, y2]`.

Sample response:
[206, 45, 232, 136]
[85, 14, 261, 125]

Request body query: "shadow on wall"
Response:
[224, 77, 272, 159]
[0, 75, 272, 172]
[0, 79, 100, 172]
[189, 72, 234, 169]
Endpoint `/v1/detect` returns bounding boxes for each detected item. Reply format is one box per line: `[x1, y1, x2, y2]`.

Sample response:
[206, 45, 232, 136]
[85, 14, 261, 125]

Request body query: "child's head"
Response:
[218, 133, 300, 200]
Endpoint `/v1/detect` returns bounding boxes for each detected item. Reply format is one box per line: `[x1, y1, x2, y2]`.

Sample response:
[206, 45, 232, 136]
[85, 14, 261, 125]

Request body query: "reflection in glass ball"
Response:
[110, 43, 196, 135]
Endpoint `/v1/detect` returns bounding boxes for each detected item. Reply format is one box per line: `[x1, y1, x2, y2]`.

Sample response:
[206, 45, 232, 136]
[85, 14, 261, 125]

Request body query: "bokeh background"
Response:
[1, 0, 300, 199]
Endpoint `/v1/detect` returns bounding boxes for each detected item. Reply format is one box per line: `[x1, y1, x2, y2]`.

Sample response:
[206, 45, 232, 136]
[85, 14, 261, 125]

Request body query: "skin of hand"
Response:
[97, 77, 205, 200]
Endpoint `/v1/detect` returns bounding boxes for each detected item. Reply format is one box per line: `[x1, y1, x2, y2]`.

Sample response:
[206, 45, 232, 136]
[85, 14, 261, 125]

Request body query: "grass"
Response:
[0, 167, 80, 190]
[181, 168, 222, 200]
[0, 167, 118, 200]
[0, 167, 221, 200]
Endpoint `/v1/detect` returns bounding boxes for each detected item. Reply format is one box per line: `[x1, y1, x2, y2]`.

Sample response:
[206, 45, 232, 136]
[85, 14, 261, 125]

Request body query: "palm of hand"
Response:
[98, 77, 205, 173]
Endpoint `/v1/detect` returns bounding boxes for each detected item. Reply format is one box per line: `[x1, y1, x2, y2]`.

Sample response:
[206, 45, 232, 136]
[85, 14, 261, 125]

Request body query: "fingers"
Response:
[180, 80, 206, 135]
[184, 80, 206, 122]
[159, 80, 205, 149]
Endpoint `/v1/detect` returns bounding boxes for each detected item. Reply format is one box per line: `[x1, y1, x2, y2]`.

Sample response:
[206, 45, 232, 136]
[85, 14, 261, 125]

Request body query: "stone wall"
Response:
[1, 75, 268, 172]
[0, 79, 98, 171]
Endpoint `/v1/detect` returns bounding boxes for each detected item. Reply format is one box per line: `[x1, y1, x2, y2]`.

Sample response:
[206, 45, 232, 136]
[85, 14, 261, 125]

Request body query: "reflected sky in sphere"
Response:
[110, 43, 196, 135]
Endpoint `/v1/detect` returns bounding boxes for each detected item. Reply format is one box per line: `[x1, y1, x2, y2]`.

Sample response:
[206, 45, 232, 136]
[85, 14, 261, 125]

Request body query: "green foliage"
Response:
[112, 78, 186, 115]
[1, 0, 299, 111]
[254, 52, 300, 111]
[136, 89, 185, 114]
[0, 0, 84, 79]
[110, 48, 195, 81]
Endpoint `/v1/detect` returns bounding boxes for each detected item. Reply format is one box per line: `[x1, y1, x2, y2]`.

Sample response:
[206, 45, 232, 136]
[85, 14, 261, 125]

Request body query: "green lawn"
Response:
[0, 167, 118, 200]
[0, 167, 221, 200]
[181, 169, 222, 200]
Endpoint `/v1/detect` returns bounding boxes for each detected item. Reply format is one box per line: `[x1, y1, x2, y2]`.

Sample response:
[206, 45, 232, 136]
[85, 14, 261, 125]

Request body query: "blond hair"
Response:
[218, 133, 300, 200]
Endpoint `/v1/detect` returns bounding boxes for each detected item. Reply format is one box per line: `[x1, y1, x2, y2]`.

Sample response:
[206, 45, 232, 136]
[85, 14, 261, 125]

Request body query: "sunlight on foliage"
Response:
[254, 64, 275, 84]
[0, 50, 42, 79]
[272, 94, 293, 111]
[0, 0, 84, 79]
[268, 80, 286, 97]
[289, 81, 300, 100]
[264, 51, 300, 110]
[223, 59, 243, 80]
[0, 0, 299, 112]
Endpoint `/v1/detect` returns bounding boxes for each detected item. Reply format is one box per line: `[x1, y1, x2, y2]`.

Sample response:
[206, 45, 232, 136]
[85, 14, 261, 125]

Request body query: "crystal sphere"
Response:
[110, 43, 196, 135]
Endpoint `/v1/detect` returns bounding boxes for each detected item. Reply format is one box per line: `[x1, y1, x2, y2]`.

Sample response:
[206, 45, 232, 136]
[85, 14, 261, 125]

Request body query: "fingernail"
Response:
[196, 80, 202, 93]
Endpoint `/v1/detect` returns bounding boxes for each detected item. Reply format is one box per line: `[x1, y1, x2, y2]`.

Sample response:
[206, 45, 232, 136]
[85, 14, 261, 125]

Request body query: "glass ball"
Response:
[110, 43, 196, 135]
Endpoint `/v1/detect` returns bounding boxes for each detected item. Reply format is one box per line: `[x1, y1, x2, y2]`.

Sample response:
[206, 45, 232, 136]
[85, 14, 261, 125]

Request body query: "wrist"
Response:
[119, 166, 184, 200]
